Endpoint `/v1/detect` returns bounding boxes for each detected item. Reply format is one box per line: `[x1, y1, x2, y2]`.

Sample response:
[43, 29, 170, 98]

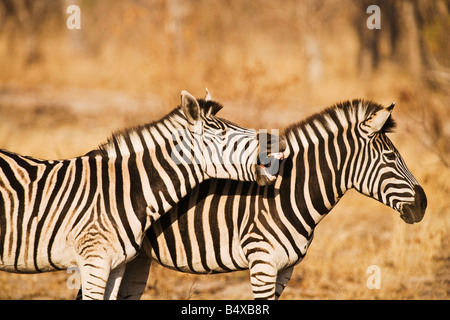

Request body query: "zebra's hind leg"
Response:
[275, 266, 294, 299]
[104, 264, 126, 300]
[117, 247, 152, 300]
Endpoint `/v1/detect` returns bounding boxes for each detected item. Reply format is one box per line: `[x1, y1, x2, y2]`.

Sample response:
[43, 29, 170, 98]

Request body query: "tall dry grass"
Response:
[0, 0, 448, 299]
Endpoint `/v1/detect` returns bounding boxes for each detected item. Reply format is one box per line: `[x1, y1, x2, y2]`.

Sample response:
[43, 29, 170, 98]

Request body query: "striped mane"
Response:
[282, 99, 396, 139]
[90, 99, 224, 158]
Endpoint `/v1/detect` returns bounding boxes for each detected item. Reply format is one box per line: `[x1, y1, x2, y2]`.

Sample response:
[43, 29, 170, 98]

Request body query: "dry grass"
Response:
[0, 1, 448, 300]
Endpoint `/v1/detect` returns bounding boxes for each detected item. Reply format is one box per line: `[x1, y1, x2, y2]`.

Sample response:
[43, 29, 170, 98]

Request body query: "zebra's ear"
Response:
[364, 105, 394, 134]
[181, 90, 201, 123]
[205, 88, 212, 101]
[387, 101, 395, 111]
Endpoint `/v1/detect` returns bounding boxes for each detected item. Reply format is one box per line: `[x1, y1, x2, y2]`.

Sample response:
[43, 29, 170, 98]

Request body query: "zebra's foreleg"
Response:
[77, 256, 111, 300]
[75, 263, 125, 300]
[249, 260, 278, 300]
[275, 266, 294, 300]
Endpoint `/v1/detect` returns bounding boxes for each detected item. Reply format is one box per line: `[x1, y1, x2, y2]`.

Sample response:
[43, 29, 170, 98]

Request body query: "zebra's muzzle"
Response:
[256, 162, 279, 185]
[256, 152, 286, 185]
[399, 185, 427, 224]
[255, 135, 287, 186]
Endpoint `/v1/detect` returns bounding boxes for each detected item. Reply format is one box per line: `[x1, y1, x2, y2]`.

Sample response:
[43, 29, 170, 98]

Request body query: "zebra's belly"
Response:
[149, 240, 248, 274]
[0, 253, 72, 273]
[152, 256, 247, 274]
[0, 230, 75, 273]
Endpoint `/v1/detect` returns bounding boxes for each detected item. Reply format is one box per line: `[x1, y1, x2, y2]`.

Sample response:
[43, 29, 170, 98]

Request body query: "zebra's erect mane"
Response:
[380, 112, 397, 133]
[283, 99, 396, 139]
[88, 99, 224, 158]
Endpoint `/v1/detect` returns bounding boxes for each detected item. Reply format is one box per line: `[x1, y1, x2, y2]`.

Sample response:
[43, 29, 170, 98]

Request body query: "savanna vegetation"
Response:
[0, 0, 448, 299]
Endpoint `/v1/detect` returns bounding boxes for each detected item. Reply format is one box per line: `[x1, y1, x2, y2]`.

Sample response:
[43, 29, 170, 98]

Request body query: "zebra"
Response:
[111, 99, 427, 300]
[0, 90, 285, 300]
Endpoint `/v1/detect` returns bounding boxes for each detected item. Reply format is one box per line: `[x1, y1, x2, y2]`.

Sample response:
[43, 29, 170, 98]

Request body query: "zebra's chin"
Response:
[256, 163, 278, 185]
[400, 207, 420, 224]
[256, 151, 287, 185]
[398, 201, 425, 224]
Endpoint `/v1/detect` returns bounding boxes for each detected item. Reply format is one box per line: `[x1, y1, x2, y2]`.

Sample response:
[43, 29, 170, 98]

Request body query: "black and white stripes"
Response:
[0, 90, 278, 299]
[116, 99, 427, 300]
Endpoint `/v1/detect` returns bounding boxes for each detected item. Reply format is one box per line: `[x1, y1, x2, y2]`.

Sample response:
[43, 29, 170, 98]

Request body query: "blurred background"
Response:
[0, 0, 448, 299]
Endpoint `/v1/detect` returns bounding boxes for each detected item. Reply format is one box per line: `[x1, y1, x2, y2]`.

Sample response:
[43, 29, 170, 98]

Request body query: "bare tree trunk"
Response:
[354, 0, 382, 79]
[295, 0, 324, 86]
[13, 0, 40, 64]
[393, 1, 424, 78]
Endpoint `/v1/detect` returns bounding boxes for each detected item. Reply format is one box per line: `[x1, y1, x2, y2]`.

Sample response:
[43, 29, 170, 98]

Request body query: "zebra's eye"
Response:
[384, 152, 396, 161]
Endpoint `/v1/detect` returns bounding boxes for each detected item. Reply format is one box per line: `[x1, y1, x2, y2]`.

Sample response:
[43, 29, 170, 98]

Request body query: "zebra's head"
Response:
[179, 90, 286, 186]
[355, 101, 427, 224]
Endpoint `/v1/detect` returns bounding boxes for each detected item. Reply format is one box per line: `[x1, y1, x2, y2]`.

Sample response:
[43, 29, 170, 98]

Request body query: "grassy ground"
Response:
[0, 1, 448, 299]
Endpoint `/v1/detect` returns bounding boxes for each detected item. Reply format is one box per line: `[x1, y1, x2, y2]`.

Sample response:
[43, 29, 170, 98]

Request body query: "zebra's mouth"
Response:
[400, 204, 425, 224]
[399, 205, 415, 224]
[255, 134, 287, 186]
[255, 152, 285, 185]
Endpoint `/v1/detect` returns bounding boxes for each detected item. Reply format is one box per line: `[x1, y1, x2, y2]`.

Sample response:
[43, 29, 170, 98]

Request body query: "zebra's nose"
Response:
[401, 185, 427, 224]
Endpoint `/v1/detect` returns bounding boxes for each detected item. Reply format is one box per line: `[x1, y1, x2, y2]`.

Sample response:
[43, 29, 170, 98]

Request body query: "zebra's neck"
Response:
[93, 107, 206, 218]
[281, 112, 359, 229]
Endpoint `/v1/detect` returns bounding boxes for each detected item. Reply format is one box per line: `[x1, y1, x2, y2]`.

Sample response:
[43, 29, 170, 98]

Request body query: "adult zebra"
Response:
[113, 99, 427, 300]
[0, 90, 284, 300]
